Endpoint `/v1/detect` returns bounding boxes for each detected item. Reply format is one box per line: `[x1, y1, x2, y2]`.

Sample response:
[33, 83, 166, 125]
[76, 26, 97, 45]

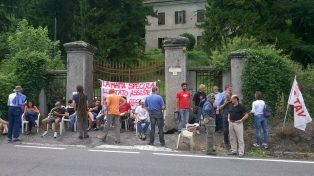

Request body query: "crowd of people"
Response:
[2, 83, 270, 157]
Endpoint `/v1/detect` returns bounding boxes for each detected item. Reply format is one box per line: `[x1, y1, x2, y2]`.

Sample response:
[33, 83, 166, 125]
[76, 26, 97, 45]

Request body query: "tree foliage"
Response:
[202, 0, 314, 66]
[180, 33, 196, 51]
[0, 0, 154, 62]
[0, 19, 63, 117]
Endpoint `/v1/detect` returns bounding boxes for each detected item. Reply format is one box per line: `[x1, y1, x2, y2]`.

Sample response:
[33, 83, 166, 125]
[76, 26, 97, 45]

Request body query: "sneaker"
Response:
[253, 143, 260, 147]
[84, 134, 89, 138]
[142, 134, 146, 140]
[262, 143, 268, 149]
[41, 131, 48, 137]
[148, 142, 154, 146]
[53, 132, 57, 138]
[160, 142, 165, 147]
[94, 128, 99, 131]
[238, 153, 244, 157]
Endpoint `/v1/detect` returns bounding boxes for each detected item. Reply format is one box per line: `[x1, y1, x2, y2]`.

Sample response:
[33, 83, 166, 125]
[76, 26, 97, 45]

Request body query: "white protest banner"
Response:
[100, 80, 156, 108]
[288, 77, 312, 131]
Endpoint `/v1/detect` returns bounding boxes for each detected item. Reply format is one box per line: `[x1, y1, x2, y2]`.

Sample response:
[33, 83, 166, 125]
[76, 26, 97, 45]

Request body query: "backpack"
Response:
[263, 104, 272, 118]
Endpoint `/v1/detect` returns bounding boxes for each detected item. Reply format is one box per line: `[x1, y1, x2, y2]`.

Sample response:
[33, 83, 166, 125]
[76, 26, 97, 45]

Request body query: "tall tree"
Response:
[74, 0, 154, 61]
[201, 0, 314, 66]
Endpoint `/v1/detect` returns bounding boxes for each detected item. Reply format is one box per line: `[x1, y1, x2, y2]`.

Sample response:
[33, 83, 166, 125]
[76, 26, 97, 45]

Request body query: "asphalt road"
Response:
[0, 143, 313, 176]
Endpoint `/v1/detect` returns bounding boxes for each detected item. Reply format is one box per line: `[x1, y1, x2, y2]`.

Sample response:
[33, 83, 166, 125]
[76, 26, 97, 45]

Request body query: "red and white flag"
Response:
[288, 77, 312, 131]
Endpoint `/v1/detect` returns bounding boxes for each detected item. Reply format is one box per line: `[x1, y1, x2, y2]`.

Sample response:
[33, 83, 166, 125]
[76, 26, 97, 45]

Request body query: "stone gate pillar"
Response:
[64, 41, 97, 103]
[230, 50, 245, 100]
[163, 37, 189, 131]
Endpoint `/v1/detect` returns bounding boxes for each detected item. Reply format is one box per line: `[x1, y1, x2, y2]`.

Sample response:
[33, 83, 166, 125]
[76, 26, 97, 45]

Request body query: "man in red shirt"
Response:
[176, 83, 192, 132]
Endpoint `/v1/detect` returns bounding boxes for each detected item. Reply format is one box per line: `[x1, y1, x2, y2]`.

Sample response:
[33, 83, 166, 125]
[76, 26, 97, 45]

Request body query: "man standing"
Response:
[73, 85, 89, 139]
[103, 89, 126, 144]
[176, 83, 192, 132]
[192, 84, 206, 123]
[215, 85, 232, 132]
[145, 87, 165, 146]
[228, 95, 249, 157]
[202, 93, 216, 155]
[7, 86, 26, 142]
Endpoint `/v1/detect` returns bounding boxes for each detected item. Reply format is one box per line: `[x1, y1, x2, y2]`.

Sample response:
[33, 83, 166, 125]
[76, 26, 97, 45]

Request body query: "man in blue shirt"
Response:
[145, 87, 165, 146]
[7, 86, 26, 142]
[202, 93, 216, 155]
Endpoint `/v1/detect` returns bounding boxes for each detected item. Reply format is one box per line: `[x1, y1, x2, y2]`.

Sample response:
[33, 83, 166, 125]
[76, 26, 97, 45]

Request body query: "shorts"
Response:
[48, 116, 61, 123]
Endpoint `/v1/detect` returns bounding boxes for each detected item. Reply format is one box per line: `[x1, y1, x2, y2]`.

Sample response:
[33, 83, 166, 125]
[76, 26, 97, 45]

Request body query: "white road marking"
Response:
[95, 144, 176, 152]
[15, 145, 66, 150]
[89, 149, 140, 154]
[152, 153, 314, 164]
[21, 142, 86, 148]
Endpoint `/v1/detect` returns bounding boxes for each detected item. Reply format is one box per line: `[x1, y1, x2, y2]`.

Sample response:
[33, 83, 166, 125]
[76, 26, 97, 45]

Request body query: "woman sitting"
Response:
[24, 100, 40, 134]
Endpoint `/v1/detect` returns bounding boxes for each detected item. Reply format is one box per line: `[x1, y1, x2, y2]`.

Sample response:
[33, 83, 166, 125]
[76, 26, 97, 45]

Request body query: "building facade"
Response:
[144, 0, 206, 50]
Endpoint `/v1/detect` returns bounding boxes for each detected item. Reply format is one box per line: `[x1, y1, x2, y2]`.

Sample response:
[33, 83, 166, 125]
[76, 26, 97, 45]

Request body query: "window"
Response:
[158, 38, 165, 48]
[175, 11, 186, 24]
[197, 10, 205, 22]
[158, 12, 165, 25]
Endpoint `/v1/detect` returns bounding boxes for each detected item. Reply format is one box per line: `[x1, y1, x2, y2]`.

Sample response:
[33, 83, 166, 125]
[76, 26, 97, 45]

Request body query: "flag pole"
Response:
[282, 103, 289, 131]
[282, 76, 296, 131]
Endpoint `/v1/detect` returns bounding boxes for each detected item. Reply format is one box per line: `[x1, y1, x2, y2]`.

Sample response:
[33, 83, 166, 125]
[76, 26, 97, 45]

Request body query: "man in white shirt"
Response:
[7, 86, 26, 142]
[134, 100, 150, 140]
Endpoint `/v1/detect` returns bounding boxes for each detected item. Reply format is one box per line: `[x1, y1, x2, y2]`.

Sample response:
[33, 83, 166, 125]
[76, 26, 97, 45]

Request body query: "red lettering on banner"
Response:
[294, 98, 301, 104]
[102, 81, 126, 89]
[128, 82, 156, 90]
[130, 89, 151, 96]
[115, 90, 129, 96]
[294, 97, 306, 117]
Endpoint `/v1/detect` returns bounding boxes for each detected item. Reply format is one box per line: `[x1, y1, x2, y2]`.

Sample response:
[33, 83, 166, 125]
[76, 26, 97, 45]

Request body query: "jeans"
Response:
[25, 111, 37, 131]
[69, 112, 76, 128]
[8, 106, 22, 140]
[215, 114, 223, 131]
[254, 114, 269, 144]
[195, 106, 203, 123]
[137, 119, 150, 134]
[178, 108, 189, 131]
[149, 110, 165, 145]
[222, 114, 229, 144]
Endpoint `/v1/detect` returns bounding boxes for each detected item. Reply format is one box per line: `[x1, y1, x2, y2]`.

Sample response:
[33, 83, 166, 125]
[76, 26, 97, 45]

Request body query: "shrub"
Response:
[241, 45, 299, 115]
[180, 33, 196, 51]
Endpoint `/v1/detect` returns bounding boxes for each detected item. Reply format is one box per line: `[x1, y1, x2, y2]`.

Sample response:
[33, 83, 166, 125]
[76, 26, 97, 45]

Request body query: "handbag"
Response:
[263, 104, 272, 118]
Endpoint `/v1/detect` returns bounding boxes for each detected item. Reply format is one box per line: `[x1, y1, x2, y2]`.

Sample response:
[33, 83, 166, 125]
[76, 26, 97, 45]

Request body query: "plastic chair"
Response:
[21, 113, 40, 134]
[176, 123, 198, 151]
[60, 116, 76, 135]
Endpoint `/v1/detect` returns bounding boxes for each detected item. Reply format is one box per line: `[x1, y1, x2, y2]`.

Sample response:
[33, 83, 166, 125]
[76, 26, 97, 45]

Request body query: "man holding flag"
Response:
[286, 77, 312, 131]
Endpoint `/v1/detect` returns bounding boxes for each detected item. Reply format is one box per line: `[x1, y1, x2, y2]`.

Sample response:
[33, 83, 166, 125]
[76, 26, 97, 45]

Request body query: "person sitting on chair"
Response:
[24, 100, 40, 135]
[41, 101, 68, 138]
[119, 96, 131, 130]
[134, 99, 150, 140]
[87, 99, 102, 131]
[66, 100, 76, 131]
[0, 117, 8, 135]
[94, 98, 107, 131]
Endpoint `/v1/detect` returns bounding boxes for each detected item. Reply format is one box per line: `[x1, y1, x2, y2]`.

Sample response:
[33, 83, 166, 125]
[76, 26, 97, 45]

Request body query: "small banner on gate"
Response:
[100, 80, 156, 108]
